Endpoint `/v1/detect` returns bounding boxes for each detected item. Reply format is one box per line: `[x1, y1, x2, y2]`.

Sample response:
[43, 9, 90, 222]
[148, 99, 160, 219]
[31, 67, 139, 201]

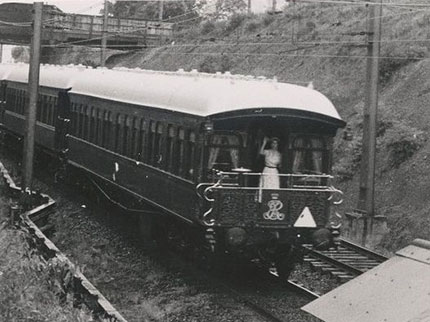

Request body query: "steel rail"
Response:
[268, 270, 321, 300]
[339, 238, 388, 262]
[302, 239, 388, 281]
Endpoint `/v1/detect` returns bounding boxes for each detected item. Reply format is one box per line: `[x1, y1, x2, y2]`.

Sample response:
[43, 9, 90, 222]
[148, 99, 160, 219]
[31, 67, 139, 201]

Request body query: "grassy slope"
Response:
[46, 2, 430, 252]
[0, 209, 94, 321]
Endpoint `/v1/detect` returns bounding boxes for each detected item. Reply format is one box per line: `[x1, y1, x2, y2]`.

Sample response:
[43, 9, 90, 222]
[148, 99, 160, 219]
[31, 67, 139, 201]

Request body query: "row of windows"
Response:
[5, 89, 58, 126]
[70, 103, 197, 180]
[4, 88, 198, 181]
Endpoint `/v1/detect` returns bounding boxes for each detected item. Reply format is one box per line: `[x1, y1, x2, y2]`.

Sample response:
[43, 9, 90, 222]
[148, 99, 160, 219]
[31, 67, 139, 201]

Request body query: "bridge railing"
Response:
[44, 12, 174, 37]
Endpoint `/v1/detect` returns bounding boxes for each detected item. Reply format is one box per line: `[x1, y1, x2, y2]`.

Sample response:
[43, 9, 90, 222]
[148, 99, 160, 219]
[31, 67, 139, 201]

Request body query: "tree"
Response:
[104, 0, 202, 22]
[210, 0, 247, 19]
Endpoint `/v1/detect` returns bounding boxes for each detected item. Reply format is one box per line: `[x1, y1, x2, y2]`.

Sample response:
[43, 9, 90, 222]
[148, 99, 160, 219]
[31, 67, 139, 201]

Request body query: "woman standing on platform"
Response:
[259, 136, 282, 189]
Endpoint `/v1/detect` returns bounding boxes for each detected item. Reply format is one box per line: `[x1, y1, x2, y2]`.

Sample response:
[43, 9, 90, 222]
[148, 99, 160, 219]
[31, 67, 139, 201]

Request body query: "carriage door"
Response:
[0, 81, 7, 124]
[54, 89, 71, 152]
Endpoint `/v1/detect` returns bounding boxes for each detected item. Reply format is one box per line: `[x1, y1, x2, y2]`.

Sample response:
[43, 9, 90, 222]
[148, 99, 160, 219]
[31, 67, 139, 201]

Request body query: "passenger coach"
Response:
[0, 63, 345, 278]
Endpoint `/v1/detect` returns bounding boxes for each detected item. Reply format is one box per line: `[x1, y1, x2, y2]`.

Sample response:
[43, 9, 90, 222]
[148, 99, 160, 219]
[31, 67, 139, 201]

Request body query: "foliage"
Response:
[0, 227, 93, 321]
[262, 14, 275, 26]
[383, 122, 425, 168]
[200, 20, 216, 34]
[198, 55, 232, 73]
[245, 20, 260, 33]
[208, 0, 247, 19]
[225, 13, 247, 33]
[107, 0, 202, 22]
[379, 44, 427, 86]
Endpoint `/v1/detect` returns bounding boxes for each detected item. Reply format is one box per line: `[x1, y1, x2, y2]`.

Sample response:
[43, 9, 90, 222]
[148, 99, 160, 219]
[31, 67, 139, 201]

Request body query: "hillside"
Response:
[42, 2, 430, 253]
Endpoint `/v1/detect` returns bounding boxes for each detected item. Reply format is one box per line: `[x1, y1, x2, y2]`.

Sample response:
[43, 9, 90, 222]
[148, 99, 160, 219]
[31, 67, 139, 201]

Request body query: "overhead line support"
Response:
[22, 2, 43, 191]
[353, 0, 386, 246]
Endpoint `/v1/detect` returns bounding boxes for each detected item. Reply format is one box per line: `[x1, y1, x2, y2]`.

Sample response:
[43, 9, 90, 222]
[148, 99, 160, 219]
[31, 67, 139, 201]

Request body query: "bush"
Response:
[0, 228, 93, 321]
[198, 55, 233, 73]
[226, 13, 246, 33]
[383, 122, 425, 168]
[245, 21, 260, 33]
[263, 14, 275, 26]
[200, 20, 216, 35]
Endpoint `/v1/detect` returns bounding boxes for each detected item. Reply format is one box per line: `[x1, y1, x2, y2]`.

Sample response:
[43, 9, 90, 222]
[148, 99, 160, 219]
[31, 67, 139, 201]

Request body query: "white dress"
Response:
[260, 149, 281, 189]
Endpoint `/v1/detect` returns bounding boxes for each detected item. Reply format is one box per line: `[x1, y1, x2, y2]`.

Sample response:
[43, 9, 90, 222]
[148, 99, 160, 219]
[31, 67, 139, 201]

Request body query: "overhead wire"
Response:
[296, 0, 430, 8]
[8, 0, 430, 64]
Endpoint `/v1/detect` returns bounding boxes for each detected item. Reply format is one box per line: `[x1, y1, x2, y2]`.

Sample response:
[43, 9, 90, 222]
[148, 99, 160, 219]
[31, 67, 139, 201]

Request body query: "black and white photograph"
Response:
[0, 0, 429, 321]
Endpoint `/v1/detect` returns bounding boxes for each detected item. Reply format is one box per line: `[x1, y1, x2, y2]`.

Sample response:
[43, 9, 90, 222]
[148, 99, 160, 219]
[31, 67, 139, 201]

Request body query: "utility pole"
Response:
[22, 2, 43, 190]
[357, 0, 382, 223]
[248, 0, 252, 14]
[159, 0, 164, 21]
[101, 0, 109, 67]
[0, 44, 3, 63]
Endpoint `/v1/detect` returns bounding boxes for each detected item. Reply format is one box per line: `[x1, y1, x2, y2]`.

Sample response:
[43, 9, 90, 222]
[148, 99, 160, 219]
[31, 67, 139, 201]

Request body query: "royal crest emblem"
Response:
[263, 193, 285, 221]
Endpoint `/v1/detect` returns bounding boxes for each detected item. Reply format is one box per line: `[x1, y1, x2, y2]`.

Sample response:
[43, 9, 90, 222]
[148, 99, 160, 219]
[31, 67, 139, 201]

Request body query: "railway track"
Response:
[220, 270, 320, 322]
[302, 238, 388, 283]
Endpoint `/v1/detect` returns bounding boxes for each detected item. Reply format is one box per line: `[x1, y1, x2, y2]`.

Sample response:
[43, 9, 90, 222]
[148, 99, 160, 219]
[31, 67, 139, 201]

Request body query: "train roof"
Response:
[0, 63, 344, 126]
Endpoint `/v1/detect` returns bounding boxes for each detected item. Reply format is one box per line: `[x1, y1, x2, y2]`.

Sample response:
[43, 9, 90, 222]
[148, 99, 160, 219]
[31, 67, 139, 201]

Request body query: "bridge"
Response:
[0, 2, 174, 48]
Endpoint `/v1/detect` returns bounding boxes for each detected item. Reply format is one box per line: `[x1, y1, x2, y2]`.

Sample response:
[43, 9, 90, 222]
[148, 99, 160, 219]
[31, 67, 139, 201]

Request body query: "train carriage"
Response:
[0, 63, 345, 278]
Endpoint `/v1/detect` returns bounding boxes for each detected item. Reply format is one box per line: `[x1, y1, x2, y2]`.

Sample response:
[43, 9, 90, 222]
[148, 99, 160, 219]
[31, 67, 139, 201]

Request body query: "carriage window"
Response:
[147, 121, 156, 164]
[130, 117, 137, 158]
[154, 122, 164, 168]
[122, 115, 129, 156]
[136, 119, 145, 161]
[165, 125, 175, 172]
[89, 107, 96, 142]
[95, 109, 103, 145]
[49, 97, 56, 125]
[17, 90, 23, 115]
[5, 89, 13, 112]
[94, 108, 101, 145]
[292, 137, 325, 174]
[207, 134, 240, 171]
[114, 114, 124, 153]
[101, 111, 111, 148]
[185, 131, 196, 180]
[174, 128, 185, 176]
[47, 96, 53, 124]
[82, 106, 89, 139]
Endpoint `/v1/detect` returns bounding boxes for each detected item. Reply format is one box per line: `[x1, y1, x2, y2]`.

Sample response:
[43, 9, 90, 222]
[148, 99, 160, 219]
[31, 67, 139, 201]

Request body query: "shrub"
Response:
[199, 56, 218, 73]
[263, 14, 275, 26]
[226, 13, 246, 33]
[245, 21, 260, 33]
[200, 20, 216, 35]
[383, 123, 425, 168]
[198, 55, 233, 73]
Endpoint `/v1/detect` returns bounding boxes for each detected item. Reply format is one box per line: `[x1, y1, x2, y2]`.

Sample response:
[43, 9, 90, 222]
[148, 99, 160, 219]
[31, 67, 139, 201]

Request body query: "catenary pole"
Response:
[22, 2, 43, 190]
[159, 0, 164, 21]
[101, 0, 109, 67]
[357, 0, 382, 217]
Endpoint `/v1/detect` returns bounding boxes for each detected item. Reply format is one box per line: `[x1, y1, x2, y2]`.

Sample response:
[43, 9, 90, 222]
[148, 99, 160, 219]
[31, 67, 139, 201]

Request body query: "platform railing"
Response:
[198, 170, 343, 226]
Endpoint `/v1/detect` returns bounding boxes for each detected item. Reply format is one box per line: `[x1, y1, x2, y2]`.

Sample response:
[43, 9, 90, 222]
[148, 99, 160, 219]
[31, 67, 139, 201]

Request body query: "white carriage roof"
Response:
[0, 63, 343, 123]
